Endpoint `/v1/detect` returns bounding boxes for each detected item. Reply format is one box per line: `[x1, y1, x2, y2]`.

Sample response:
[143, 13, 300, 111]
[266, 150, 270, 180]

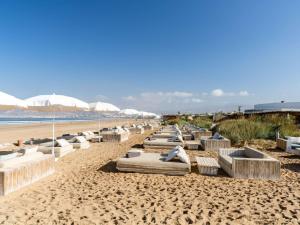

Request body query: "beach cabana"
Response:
[218, 147, 280, 180]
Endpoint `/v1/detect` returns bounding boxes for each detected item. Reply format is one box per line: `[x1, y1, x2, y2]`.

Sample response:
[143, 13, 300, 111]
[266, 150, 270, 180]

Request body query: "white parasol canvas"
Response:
[25, 94, 89, 155]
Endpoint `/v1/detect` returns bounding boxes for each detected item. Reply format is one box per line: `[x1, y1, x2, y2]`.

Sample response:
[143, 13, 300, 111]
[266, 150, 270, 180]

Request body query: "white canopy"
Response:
[0, 91, 27, 110]
[25, 94, 89, 111]
[89, 102, 120, 112]
[119, 108, 141, 116]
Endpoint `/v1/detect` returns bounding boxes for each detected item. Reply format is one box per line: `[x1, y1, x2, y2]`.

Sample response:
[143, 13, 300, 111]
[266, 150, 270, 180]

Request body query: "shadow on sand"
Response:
[98, 161, 118, 173]
[283, 163, 300, 172]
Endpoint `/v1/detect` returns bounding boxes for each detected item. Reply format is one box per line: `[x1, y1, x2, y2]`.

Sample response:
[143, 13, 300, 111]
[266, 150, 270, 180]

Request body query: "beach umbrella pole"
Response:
[52, 109, 55, 156]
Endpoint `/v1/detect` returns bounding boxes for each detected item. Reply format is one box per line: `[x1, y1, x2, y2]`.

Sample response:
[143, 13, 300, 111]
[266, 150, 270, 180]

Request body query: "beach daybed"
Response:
[128, 125, 144, 134]
[143, 136, 184, 149]
[200, 133, 231, 151]
[38, 139, 74, 158]
[0, 148, 55, 195]
[218, 147, 280, 180]
[101, 127, 129, 142]
[143, 124, 153, 131]
[277, 136, 300, 156]
[68, 136, 90, 150]
[117, 146, 191, 176]
[191, 129, 212, 140]
[79, 131, 102, 142]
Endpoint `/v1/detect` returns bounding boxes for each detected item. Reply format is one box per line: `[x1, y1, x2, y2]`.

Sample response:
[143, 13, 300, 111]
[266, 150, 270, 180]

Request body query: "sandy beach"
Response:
[0, 123, 298, 224]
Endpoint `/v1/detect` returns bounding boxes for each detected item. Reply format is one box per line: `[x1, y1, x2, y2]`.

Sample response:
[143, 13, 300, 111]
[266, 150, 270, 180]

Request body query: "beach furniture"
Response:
[191, 129, 212, 140]
[38, 139, 74, 158]
[126, 149, 144, 158]
[117, 147, 191, 176]
[79, 131, 103, 142]
[200, 134, 231, 151]
[101, 128, 129, 142]
[68, 136, 90, 150]
[128, 125, 144, 134]
[143, 124, 153, 131]
[143, 136, 184, 149]
[182, 133, 193, 140]
[184, 140, 200, 150]
[196, 157, 220, 176]
[152, 132, 179, 139]
[277, 136, 300, 156]
[218, 147, 280, 180]
[0, 149, 55, 195]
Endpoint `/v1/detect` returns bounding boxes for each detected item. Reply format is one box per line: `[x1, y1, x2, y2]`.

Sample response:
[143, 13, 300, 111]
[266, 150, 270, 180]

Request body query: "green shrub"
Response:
[219, 115, 300, 145]
[190, 117, 212, 129]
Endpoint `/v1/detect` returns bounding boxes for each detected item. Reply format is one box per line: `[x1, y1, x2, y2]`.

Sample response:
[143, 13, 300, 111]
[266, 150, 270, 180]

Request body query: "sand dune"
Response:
[0, 125, 299, 224]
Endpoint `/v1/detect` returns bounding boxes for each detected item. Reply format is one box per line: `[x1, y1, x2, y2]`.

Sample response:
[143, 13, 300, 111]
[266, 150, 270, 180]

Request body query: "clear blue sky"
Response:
[0, 0, 299, 113]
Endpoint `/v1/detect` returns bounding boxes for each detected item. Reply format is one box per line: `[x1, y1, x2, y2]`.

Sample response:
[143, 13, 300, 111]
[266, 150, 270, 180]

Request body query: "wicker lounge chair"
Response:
[218, 147, 280, 180]
[117, 152, 191, 176]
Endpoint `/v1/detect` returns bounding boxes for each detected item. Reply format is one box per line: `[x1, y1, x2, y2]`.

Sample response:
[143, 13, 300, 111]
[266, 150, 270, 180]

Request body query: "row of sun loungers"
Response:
[117, 124, 281, 180]
[0, 122, 158, 196]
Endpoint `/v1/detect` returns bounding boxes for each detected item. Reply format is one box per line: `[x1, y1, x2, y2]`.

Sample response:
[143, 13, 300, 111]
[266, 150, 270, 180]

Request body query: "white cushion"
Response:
[56, 139, 70, 147]
[287, 136, 300, 143]
[165, 147, 179, 161]
[176, 146, 190, 164]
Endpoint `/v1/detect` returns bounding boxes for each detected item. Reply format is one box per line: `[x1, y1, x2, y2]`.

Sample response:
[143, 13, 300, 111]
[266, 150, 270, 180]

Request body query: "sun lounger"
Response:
[117, 152, 191, 176]
[277, 136, 300, 156]
[200, 135, 231, 151]
[143, 124, 153, 131]
[0, 151, 55, 195]
[143, 137, 184, 149]
[38, 139, 74, 158]
[218, 147, 280, 180]
[128, 125, 144, 134]
[101, 130, 129, 142]
[68, 136, 90, 150]
[78, 131, 96, 141]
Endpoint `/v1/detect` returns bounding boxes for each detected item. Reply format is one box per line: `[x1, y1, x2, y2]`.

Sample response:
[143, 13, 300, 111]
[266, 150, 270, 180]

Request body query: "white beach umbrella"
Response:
[25, 94, 89, 155]
[119, 108, 141, 116]
[0, 91, 27, 110]
[89, 102, 120, 130]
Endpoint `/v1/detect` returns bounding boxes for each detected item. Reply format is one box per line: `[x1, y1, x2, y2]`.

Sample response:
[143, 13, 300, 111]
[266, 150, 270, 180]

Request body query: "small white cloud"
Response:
[122, 96, 136, 101]
[211, 89, 224, 97]
[191, 98, 203, 103]
[239, 91, 249, 96]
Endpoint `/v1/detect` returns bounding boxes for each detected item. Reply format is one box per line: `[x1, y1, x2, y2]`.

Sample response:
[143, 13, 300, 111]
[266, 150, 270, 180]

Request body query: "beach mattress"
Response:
[117, 153, 190, 176]
[143, 138, 184, 149]
[0, 152, 55, 195]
